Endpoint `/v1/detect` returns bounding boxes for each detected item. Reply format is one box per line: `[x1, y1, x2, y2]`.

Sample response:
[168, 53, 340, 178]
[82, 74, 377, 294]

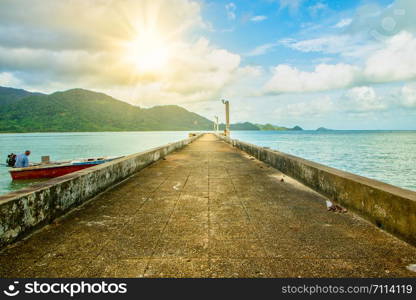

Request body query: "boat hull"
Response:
[10, 164, 95, 180]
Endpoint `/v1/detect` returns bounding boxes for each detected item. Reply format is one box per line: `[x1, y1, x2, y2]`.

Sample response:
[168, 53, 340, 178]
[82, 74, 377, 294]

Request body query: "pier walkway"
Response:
[1, 133, 415, 277]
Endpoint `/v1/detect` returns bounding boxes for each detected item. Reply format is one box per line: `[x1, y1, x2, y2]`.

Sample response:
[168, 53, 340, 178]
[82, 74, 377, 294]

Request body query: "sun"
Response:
[125, 30, 170, 73]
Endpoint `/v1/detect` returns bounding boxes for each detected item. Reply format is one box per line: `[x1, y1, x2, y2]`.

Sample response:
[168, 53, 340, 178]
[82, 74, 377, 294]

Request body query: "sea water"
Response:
[0, 130, 415, 195]
[0, 131, 188, 195]
[231, 130, 416, 191]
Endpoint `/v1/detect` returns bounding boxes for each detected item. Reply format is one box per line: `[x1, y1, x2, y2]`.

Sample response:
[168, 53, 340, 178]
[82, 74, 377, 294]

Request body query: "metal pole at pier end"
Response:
[222, 99, 230, 136]
[214, 116, 219, 132]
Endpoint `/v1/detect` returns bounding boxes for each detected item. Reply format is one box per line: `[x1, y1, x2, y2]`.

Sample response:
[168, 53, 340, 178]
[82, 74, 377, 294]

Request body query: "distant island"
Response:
[0, 86, 303, 133]
[219, 122, 303, 131]
[316, 127, 334, 131]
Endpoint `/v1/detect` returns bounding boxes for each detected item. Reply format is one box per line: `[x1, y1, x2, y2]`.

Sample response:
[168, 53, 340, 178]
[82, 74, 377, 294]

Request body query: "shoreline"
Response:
[1, 129, 416, 134]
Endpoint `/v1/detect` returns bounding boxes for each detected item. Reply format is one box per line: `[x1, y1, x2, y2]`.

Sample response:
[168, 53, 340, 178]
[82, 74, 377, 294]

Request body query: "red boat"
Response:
[9, 157, 121, 180]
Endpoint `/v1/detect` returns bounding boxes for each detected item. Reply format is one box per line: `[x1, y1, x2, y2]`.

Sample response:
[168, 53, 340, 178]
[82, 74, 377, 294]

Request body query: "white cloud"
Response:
[312, 57, 334, 64]
[280, 35, 381, 58]
[265, 64, 361, 93]
[273, 86, 391, 122]
[308, 2, 328, 16]
[274, 96, 335, 118]
[343, 86, 387, 112]
[401, 83, 416, 107]
[0, 0, 208, 51]
[280, 36, 348, 53]
[245, 42, 279, 56]
[278, 0, 305, 14]
[225, 3, 237, 20]
[333, 18, 352, 28]
[103, 37, 243, 106]
[349, 0, 416, 40]
[162, 38, 241, 96]
[222, 65, 264, 98]
[364, 31, 416, 82]
[0, 0, 249, 106]
[0, 72, 22, 87]
[250, 15, 267, 22]
[267, 31, 416, 94]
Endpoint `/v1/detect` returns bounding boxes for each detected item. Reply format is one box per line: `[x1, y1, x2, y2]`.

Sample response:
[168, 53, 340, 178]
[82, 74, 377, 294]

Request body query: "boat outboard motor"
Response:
[6, 153, 16, 167]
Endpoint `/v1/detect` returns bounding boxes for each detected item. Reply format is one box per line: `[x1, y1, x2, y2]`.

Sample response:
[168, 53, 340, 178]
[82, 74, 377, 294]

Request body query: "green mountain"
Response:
[0, 86, 43, 106]
[0, 86, 305, 132]
[255, 123, 303, 131]
[0, 88, 213, 132]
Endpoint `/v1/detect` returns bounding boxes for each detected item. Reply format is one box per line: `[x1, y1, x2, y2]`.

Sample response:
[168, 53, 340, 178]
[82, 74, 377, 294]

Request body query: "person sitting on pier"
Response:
[14, 150, 31, 168]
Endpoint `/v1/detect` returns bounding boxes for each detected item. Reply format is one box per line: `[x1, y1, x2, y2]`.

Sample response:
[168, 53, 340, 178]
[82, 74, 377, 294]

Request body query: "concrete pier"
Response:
[1, 133, 416, 277]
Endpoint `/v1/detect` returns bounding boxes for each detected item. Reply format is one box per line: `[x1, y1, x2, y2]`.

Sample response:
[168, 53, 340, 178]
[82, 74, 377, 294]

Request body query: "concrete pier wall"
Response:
[0, 134, 201, 249]
[218, 135, 416, 246]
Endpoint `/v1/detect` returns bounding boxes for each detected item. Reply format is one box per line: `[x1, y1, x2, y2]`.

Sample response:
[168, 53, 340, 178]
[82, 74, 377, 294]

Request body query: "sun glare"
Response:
[125, 31, 170, 73]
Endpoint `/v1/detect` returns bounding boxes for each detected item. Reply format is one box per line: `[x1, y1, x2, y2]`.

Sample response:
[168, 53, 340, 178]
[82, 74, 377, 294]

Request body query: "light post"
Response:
[214, 116, 219, 132]
[222, 99, 230, 136]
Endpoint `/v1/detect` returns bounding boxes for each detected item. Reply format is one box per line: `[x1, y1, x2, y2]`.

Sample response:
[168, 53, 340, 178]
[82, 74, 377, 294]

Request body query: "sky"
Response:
[0, 0, 415, 129]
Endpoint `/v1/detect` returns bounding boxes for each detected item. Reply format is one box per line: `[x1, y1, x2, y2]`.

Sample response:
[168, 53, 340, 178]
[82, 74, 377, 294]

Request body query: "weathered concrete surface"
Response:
[0, 134, 201, 249]
[1, 133, 415, 278]
[218, 135, 416, 246]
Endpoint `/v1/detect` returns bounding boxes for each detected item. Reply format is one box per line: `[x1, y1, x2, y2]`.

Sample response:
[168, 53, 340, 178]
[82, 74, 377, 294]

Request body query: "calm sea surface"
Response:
[0, 130, 415, 195]
[0, 131, 189, 195]
[231, 130, 416, 191]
